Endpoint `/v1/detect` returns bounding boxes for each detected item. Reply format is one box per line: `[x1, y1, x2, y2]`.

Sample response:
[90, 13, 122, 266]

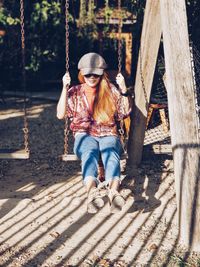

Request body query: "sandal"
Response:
[87, 188, 104, 214]
[108, 189, 125, 213]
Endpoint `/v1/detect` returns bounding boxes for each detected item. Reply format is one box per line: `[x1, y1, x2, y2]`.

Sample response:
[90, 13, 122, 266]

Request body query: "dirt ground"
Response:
[1, 97, 200, 267]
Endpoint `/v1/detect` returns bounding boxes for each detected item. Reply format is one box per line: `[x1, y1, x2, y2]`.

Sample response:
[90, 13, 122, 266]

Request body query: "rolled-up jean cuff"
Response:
[83, 176, 99, 186]
[106, 176, 121, 183]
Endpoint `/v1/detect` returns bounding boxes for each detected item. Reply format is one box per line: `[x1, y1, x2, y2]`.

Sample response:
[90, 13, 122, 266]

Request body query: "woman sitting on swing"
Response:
[57, 52, 132, 213]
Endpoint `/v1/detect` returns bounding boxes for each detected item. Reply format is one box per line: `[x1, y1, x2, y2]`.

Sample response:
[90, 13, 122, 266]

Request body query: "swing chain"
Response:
[64, 0, 70, 156]
[117, 0, 127, 152]
[20, 0, 29, 154]
[118, 0, 122, 74]
[139, 48, 149, 108]
[65, 0, 70, 73]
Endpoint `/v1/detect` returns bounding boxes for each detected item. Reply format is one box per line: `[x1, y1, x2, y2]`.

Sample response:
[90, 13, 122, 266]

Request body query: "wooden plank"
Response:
[160, 0, 200, 251]
[61, 153, 128, 162]
[128, 0, 162, 166]
[144, 144, 172, 154]
[0, 149, 29, 159]
[0, 30, 6, 37]
[62, 154, 79, 161]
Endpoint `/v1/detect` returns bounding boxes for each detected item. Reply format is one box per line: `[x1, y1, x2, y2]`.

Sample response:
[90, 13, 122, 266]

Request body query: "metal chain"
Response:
[117, 0, 126, 144]
[118, 0, 122, 73]
[139, 48, 148, 107]
[64, 0, 70, 156]
[65, 0, 70, 73]
[20, 0, 29, 154]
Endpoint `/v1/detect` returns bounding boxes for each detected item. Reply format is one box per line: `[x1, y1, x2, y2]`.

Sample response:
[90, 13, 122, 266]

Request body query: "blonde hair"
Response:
[78, 71, 116, 123]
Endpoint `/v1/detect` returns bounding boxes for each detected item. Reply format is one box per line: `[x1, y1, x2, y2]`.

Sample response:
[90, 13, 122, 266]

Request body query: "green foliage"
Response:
[27, 0, 64, 72]
[104, 5, 113, 24]
[0, 0, 199, 90]
[0, 0, 71, 81]
[0, 8, 7, 26]
[0, 6, 20, 26]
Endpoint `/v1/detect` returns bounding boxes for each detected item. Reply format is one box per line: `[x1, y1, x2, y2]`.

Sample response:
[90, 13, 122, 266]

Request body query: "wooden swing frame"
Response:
[128, 0, 200, 251]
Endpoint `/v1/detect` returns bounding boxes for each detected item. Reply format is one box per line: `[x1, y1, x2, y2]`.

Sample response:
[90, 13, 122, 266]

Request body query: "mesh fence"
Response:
[191, 44, 200, 131]
[143, 44, 200, 154]
[144, 55, 171, 153]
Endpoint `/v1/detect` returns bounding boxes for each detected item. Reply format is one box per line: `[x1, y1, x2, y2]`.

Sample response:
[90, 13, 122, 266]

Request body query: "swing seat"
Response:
[0, 148, 30, 159]
[61, 152, 128, 162]
[62, 154, 79, 161]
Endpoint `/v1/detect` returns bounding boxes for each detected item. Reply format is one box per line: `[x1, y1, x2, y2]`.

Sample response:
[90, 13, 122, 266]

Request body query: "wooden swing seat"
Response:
[62, 154, 79, 161]
[61, 119, 130, 162]
[0, 1, 30, 161]
[61, 152, 128, 162]
[0, 148, 30, 159]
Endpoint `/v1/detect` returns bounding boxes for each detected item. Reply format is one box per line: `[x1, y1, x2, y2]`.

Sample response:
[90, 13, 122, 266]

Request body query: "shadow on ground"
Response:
[0, 98, 199, 267]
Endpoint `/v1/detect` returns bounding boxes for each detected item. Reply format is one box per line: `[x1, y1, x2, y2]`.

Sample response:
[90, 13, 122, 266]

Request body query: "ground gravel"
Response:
[0, 97, 200, 267]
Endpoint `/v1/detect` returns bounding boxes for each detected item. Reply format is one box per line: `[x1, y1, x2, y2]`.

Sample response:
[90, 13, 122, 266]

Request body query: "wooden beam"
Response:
[61, 153, 128, 162]
[0, 30, 6, 37]
[107, 33, 133, 76]
[128, 0, 162, 166]
[124, 33, 132, 76]
[143, 144, 172, 154]
[160, 0, 200, 251]
[62, 154, 79, 161]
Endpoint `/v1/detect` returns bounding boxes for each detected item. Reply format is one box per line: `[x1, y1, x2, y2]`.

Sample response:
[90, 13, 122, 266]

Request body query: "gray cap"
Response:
[78, 52, 107, 76]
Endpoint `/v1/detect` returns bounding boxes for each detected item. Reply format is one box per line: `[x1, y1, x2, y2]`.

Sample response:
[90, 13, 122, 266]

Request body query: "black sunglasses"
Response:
[84, 74, 101, 78]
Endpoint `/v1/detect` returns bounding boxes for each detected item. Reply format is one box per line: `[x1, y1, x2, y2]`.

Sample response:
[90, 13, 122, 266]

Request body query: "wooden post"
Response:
[160, 0, 200, 251]
[128, 0, 162, 166]
[108, 33, 132, 76]
[0, 30, 6, 37]
[123, 33, 132, 76]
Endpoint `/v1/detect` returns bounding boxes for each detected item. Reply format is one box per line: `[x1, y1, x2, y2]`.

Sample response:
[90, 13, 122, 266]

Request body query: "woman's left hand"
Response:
[116, 73, 127, 93]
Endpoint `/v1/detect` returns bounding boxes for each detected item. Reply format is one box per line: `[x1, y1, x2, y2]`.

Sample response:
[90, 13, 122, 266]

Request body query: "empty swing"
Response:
[0, 0, 30, 160]
[61, 0, 129, 162]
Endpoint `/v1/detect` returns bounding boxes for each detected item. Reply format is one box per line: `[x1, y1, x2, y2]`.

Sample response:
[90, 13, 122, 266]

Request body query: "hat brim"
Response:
[81, 68, 104, 76]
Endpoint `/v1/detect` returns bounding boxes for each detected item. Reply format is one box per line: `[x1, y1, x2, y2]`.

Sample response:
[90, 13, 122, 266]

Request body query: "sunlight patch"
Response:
[16, 182, 36, 192]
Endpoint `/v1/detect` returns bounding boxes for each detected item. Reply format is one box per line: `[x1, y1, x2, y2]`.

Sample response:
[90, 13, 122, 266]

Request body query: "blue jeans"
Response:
[73, 133, 123, 185]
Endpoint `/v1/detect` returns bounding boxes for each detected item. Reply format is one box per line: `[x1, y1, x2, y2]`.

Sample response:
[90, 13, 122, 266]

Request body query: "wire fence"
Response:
[143, 44, 200, 154]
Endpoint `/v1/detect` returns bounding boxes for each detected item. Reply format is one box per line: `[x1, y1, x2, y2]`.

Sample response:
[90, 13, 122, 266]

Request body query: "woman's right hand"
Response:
[62, 72, 71, 88]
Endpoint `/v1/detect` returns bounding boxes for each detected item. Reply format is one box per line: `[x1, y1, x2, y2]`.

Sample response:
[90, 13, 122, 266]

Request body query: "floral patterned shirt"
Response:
[67, 83, 132, 137]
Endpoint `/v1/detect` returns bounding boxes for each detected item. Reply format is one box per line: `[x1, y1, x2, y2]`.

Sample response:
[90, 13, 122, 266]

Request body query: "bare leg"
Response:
[109, 179, 120, 191]
[98, 157, 105, 182]
[85, 177, 104, 213]
[85, 176, 97, 193]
